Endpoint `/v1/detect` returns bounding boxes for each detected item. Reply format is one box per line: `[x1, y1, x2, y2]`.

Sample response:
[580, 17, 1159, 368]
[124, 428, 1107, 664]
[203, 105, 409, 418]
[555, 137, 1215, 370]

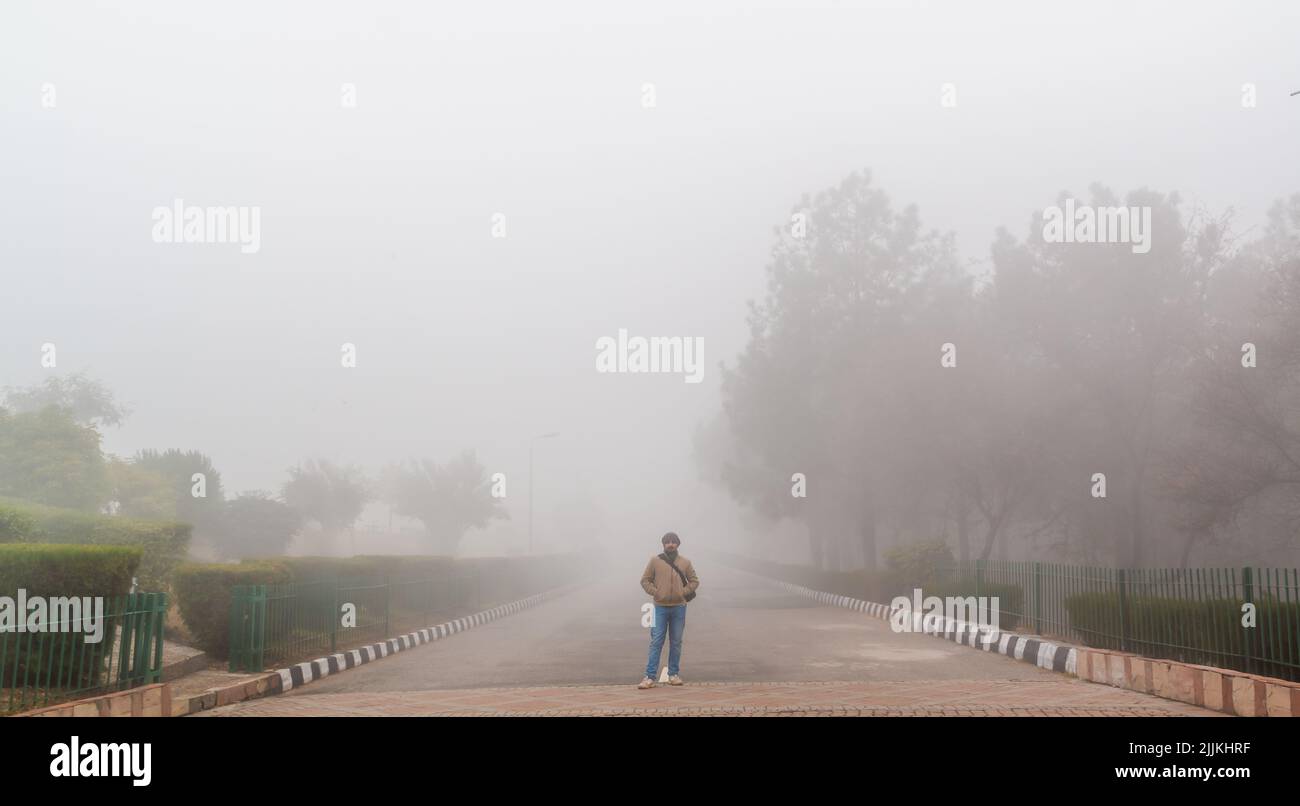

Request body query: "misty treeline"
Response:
[0, 374, 505, 557]
[697, 170, 1300, 571]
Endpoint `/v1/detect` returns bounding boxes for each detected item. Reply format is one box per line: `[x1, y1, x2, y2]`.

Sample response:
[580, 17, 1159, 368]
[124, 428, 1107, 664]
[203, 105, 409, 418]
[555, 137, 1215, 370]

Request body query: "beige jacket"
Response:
[641, 553, 699, 606]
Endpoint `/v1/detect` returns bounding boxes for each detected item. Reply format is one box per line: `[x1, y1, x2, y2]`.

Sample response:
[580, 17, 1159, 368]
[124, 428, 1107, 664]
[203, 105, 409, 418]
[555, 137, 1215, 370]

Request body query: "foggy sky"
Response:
[2, 1, 1298, 554]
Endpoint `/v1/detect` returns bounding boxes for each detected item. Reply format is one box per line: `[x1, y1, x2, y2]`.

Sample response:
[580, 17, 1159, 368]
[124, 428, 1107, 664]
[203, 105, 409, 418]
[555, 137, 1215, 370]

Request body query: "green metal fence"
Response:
[1, 592, 168, 715]
[928, 561, 1300, 682]
[229, 569, 483, 672]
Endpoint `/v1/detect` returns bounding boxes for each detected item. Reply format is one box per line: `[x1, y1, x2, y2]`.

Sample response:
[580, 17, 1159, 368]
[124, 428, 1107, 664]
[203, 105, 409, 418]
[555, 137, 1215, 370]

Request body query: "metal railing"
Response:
[229, 570, 483, 672]
[928, 561, 1300, 682]
[1, 592, 167, 714]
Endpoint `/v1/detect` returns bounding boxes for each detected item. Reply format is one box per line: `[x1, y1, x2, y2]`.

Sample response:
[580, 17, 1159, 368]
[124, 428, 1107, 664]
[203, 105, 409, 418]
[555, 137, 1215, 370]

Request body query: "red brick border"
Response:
[21, 683, 171, 717]
[1075, 647, 1298, 716]
[172, 672, 282, 716]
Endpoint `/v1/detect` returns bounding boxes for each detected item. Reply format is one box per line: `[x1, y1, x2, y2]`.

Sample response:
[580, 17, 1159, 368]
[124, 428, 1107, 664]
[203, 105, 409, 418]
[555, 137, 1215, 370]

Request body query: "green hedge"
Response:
[923, 579, 1024, 632]
[173, 561, 291, 658]
[1065, 592, 1300, 681]
[176, 553, 587, 662]
[0, 498, 190, 592]
[709, 550, 894, 602]
[0, 543, 141, 599]
[267, 555, 577, 604]
[452, 555, 577, 604]
[0, 544, 142, 693]
[883, 539, 956, 594]
[709, 550, 1024, 630]
[269, 555, 458, 583]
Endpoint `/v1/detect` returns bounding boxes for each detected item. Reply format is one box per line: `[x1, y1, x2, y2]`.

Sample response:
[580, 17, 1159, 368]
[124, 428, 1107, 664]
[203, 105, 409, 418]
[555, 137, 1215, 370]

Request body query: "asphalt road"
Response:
[268, 561, 1061, 695]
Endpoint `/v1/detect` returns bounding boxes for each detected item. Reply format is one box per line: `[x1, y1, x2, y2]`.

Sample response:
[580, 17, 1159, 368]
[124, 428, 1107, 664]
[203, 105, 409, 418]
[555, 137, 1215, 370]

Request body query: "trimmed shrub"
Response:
[264, 554, 582, 619]
[0, 544, 142, 694]
[173, 561, 291, 658]
[0, 498, 190, 592]
[711, 550, 1025, 631]
[269, 555, 456, 583]
[884, 538, 955, 593]
[709, 550, 891, 602]
[475, 554, 583, 605]
[924, 578, 1024, 632]
[0, 543, 141, 599]
[1064, 592, 1300, 681]
[175, 552, 589, 665]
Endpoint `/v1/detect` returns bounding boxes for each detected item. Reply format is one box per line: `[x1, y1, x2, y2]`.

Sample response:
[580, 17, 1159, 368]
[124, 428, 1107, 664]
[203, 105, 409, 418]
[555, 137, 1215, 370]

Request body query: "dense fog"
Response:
[3, 1, 1298, 570]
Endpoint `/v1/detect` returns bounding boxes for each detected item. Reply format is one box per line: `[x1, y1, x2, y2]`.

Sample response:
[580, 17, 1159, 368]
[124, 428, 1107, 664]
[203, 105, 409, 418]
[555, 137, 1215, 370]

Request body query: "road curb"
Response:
[178, 583, 582, 716]
[764, 576, 1078, 676]
[750, 572, 1298, 716]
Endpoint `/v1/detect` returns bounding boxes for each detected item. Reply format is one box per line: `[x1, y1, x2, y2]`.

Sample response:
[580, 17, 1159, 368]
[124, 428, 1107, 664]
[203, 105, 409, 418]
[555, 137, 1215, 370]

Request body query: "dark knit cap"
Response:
[662, 532, 680, 546]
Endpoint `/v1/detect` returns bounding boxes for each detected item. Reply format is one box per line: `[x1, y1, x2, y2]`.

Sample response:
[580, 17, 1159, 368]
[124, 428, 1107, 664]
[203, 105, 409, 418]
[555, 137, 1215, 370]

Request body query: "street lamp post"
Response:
[529, 432, 559, 554]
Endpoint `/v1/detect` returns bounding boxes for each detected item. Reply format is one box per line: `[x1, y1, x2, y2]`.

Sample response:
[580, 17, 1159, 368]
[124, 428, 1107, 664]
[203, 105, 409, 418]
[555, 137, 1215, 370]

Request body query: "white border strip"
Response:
[763, 576, 1077, 675]
[276, 584, 578, 692]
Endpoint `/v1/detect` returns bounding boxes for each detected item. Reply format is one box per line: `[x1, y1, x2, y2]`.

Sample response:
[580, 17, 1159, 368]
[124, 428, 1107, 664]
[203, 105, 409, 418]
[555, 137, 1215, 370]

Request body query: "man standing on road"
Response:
[639, 532, 699, 689]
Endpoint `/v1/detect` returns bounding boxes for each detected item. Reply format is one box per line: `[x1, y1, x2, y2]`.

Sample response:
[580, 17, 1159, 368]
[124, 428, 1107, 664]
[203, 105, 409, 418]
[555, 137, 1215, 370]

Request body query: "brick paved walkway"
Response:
[191, 564, 1226, 717]
[198, 678, 1221, 716]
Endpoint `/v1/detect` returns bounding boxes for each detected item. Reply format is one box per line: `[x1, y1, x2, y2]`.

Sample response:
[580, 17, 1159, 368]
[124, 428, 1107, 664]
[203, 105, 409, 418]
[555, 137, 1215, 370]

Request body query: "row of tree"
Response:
[279, 455, 511, 555]
[0, 374, 506, 557]
[698, 170, 1300, 570]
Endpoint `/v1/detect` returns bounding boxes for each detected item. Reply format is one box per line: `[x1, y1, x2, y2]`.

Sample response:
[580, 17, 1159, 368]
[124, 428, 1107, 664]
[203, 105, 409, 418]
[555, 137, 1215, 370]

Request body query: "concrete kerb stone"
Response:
[180, 582, 583, 716]
[760, 576, 1078, 676]
[21, 683, 172, 717]
[736, 567, 1300, 716]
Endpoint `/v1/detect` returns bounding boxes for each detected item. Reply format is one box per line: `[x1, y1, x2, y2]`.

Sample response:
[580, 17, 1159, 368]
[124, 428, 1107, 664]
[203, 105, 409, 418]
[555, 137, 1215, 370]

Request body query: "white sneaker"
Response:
[638, 677, 655, 689]
[668, 675, 684, 686]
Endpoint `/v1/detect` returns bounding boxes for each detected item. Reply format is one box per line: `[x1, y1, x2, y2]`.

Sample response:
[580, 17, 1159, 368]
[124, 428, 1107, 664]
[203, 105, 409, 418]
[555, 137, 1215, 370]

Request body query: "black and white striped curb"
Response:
[276, 584, 579, 693]
[769, 578, 1078, 676]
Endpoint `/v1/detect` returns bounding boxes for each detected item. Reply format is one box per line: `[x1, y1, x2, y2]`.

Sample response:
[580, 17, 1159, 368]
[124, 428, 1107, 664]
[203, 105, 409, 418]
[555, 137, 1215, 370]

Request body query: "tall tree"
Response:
[282, 459, 370, 547]
[0, 406, 109, 510]
[106, 457, 174, 520]
[3, 372, 130, 428]
[221, 492, 302, 559]
[1162, 195, 1300, 564]
[130, 449, 227, 540]
[380, 451, 508, 555]
[716, 170, 962, 570]
[708, 174, 1276, 569]
[988, 186, 1217, 565]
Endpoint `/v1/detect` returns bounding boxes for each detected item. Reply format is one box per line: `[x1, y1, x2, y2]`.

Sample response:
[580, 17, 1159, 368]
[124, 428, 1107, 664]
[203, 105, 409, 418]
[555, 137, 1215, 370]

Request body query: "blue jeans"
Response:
[645, 604, 686, 678]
